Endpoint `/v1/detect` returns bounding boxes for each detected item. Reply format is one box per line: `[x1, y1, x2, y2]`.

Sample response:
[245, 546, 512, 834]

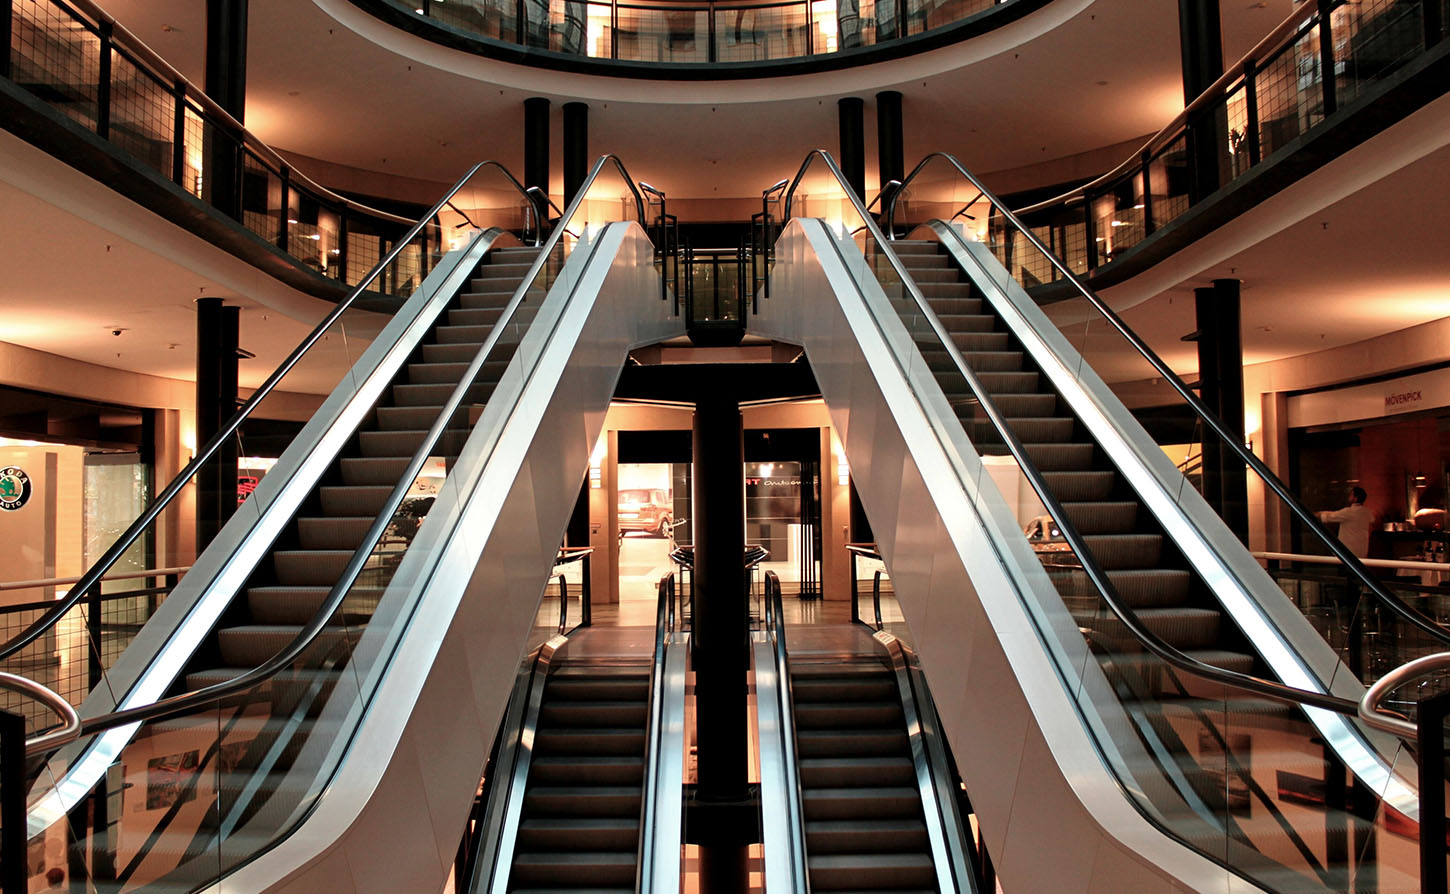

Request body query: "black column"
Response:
[838, 97, 866, 202]
[691, 391, 749, 894]
[875, 90, 904, 203]
[196, 298, 240, 551]
[1178, 0, 1225, 200]
[1194, 279, 1247, 542]
[204, 0, 248, 219]
[524, 97, 551, 196]
[563, 101, 589, 208]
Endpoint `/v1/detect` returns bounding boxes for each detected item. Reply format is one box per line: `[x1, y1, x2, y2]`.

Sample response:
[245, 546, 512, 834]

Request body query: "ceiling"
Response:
[6, 0, 1446, 403]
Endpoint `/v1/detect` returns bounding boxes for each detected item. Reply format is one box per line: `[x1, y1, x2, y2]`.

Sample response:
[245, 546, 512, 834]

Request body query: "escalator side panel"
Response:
[750, 218, 1243, 894]
[220, 222, 679, 894]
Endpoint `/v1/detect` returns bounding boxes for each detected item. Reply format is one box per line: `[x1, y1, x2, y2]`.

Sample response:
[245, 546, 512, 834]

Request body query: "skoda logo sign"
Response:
[0, 467, 32, 511]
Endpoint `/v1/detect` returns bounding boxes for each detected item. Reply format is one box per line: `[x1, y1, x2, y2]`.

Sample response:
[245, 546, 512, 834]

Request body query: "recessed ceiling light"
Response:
[1095, 80, 1108, 86]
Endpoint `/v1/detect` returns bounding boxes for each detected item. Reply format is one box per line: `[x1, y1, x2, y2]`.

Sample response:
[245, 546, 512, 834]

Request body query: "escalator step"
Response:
[1045, 568, 1190, 609]
[804, 818, 929, 853]
[539, 700, 648, 727]
[967, 416, 1075, 442]
[1020, 441, 1094, 470]
[339, 456, 412, 486]
[296, 516, 374, 550]
[888, 241, 941, 256]
[319, 484, 394, 516]
[931, 313, 996, 332]
[1059, 500, 1138, 534]
[1078, 607, 1223, 651]
[471, 261, 537, 282]
[245, 586, 381, 625]
[357, 428, 469, 457]
[927, 348, 1024, 372]
[420, 342, 513, 365]
[917, 286, 978, 306]
[1040, 469, 1115, 501]
[273, 549, 352, 585]
[975, 371, 1039, 393]
[530, 756, 644, 785]
[391, 379, 495, 407]
[793, 701, 903, 729]
[516, 817, 640, 850]
[523, 786, 642, 817]
[375, 405, 447, 431]
[216, 624, 358, 667]
[796, 729, 909, 758]
[799, 756, 914, 787]
[985, 391, 1058, 417]
[802, 787, 920, 820]
[790, 676, 897, 702]
[807, 852, 936, 889]
[1080, 533, 1163, 569]
[510, 852, 637, 887]
[898, 267, 958, 283]
[544, 677, 650, 701]
[446, 306, 506, 327]
[533, 728, 647, 755]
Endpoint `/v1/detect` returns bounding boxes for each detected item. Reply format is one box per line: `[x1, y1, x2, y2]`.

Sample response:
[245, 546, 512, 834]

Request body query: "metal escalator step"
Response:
[272, 549, 352, 586]
[357, 428, 468, 457]
[391, 379, 494, 407]
[529, 756, 644, 785]
[1020, 441, 1094, 470]
[183, 668, 341, 709]
[374, 404, 446, 431]
[216, 624, 358, 667]
[421, 341, 515, 364]
[975, 370, 1039, 393]
[435, 323, 497, 344]
[986, 391, 1058, 417]
[319, 484, 393, 516]
[296, 516, 373, 550]
[899, 266, 958, 283]
[808, 853, 936, 890]
[516, 817, 640, 850]
[1040, 469, 1115, 501]
[544, 676, 650, 701]
[510, 852, 636, 887]
[533, 728, 647, 755]
[460, 287, 541, 309]
[339, 456, 412, 486]
[471, 261, 537, 281]
[523, 786, 643, 817]
[969, 416, 1075, 443]
[943, 330, 1010, 352]
[804, 818, 929, 853]
[1059, 500, 1138, 534]
[930, 313, 996, 332]
[888, 241, 939, 255]
[802, 787, 922, 820]
[1080, 533, 1163, 569]
[793, 701, 902, 730]
[790, 675, 897, 703]
[795, 729, 909, 758]
[539, 700, 648, 728]
[1105, 649, 1256, 677]
[1044, 568, 1190, 609]
[926, 348, 1024, 372]
[1078, 607, 1223, 651]
[799, 757, 914, 787]
[918, 284, 978, 304]
[446, 306, 505, 327]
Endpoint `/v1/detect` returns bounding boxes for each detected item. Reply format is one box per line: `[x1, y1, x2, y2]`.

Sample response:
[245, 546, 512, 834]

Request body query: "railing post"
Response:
[581, 554, 592, 626]
[1243, 59, 1261, 167]
[87, 581, 103, 693]
[1139, 151, 1155, 236]
[1083, 191, 1099, 270]
[0, 0, 12, 80]
[96, 22, 113, 140]
[850, 550, 860, 625]
[1417, 689, 1450, 894]
[611, 0, 619, 59]
[337, 210, 350, 283]
[171, 82, 188, 187]
[1315, 0, 1337, 117]
[708, 2, 717, 62]
[0, 710, 22, 894]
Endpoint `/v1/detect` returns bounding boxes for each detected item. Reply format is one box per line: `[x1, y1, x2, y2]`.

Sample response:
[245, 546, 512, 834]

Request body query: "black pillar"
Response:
[196, 298, 240, 551]
[691, 392, 749, 894]
[567, 480, 590, 548]
[1194, 279, 1247, 542]
[875, 90, 904, 204]
[524, 97, 551, 196]
[838, 97, 866, 202]
[848, 479, 872, 543]
[1178, 0, 1225, 200]
[204, 0, 248, 220]
[563, 101, 589, 208]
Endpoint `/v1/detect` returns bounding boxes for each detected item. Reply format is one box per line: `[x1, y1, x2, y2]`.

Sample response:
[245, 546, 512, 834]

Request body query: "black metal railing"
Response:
[389, 0, 1026, 66]
[973, 0, 1449, 282]
[2, 0, 548, 295]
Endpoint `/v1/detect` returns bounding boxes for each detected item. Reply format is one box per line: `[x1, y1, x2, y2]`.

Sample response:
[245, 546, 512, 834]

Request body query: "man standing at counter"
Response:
[1319, 486, 1372, 558]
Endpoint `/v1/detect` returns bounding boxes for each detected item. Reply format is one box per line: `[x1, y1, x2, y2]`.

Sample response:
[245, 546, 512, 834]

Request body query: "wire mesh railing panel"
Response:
[12, 0, 102, 131]
[107, 48, 173, 178]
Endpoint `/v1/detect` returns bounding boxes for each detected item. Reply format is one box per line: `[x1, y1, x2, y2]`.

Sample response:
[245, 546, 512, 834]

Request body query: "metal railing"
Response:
[0, 0, 553, 295]
[0, 674, 79, 894]
[997, 0, 1448, 279]
[386, 0, 1026, 66]
[758, 571, 808, 894]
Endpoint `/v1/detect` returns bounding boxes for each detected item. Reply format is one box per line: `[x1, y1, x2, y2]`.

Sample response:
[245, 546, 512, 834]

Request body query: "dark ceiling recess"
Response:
[0, 384, 149, 452]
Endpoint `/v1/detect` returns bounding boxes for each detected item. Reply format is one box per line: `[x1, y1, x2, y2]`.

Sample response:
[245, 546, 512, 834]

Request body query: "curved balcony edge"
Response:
[351, 0, 1052, 80]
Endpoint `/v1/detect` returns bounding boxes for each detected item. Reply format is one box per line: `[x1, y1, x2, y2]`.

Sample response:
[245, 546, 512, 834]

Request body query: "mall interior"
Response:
[1, 0, 1450, 891]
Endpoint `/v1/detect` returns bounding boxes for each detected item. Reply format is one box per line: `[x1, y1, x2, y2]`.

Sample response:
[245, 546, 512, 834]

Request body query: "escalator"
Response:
[10, 157, 683, 894]
[753, 150, 1446, 894]
[467, 575, 687, 894]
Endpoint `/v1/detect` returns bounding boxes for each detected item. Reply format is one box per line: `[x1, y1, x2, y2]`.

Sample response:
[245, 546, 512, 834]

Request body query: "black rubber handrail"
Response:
[49, 154, 647, 741]
[783, 149, 1363, 715]
[884, 150, 1450, 649]
[0, 160, 537, 664]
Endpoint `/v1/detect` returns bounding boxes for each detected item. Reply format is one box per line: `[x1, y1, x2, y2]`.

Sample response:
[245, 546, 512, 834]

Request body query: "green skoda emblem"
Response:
[0, 467, 31, 511]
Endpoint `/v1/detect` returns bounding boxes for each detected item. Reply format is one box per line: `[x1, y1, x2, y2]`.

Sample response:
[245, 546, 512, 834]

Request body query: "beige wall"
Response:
[0, 445, 83, 606]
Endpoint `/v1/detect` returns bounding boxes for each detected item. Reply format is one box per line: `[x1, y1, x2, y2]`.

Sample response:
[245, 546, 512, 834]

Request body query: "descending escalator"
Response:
[753, 149, 1443, 894]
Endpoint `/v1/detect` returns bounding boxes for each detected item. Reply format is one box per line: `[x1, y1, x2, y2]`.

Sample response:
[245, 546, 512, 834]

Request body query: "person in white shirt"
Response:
[1318, 486, 1372, 558]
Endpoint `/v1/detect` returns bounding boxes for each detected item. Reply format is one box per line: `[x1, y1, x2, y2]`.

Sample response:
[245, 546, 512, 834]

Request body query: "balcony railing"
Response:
[900, 0, 1446, 286]
[387, 0, 1020, 66]
[1, 0, 542, 297]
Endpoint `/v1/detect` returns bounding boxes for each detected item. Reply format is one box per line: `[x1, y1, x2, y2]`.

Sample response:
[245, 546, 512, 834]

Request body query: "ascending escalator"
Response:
[12, 156, 682, 894]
